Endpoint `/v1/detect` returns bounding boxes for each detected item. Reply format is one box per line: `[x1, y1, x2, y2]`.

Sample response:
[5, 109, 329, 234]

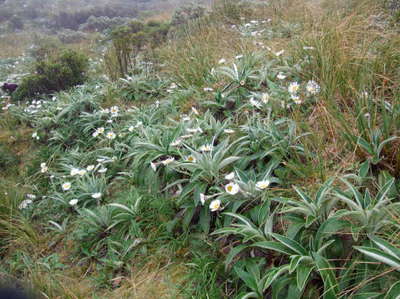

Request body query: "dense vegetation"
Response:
[12, 48, 89, 101]
[1, 0, 400, 298]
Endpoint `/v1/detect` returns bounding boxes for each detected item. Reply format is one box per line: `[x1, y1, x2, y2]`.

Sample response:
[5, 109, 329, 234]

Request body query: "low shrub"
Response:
[79, 16, 133, 33]
[171, 2, 206, 26]
[12, 49, 89, 101]
[57, 29, 87, 44]
[52, 4, 138, 30]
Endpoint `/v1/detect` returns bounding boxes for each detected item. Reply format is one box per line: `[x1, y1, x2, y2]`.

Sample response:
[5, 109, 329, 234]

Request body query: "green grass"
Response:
[1, 0, 400, 298]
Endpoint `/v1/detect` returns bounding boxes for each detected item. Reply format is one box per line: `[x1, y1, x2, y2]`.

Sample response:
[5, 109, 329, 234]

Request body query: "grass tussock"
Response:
[1, 0, 400, 298]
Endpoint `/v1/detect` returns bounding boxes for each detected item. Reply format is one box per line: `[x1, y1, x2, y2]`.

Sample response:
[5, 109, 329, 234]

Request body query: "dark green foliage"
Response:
[0, 144, 19, 172]
[12, 49, 89, 101]
[120, 77, 167, 102]
[45, 98, 100, 149]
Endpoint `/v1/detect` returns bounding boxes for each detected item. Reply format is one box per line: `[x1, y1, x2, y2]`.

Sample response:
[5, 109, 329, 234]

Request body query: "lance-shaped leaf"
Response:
[355, 235, 400, 271]
[271, 233, 308, 256]
[313, 253, 339, 299]
[354, 246, 400, 270]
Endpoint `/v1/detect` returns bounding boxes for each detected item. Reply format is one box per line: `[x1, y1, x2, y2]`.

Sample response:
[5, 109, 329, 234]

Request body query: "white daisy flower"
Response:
[91, 193, 102, 199]
[277, 72, 287, 80]
[69, 199, 79, 206]
[110, 106, 119, 114]
[78, 169, 87, 176]
[199, 144, 213, 152]
[256, 180, 271, 190]
[62, 182, 72, 191]
[288, 82, 300, 94]
[225, 182, 240, 195]
[235, 54, 243, 59]
[291, 94, 303, 104]
[93, 127, 105, 137]
[275, 50, 285, 57]
[261, 93, 270, 104]
[186, 155, 196, 163]
[86, 165, 95, 171]
[70, 168, 80, 176]
[150, 162, 157, 172]
[203, 87, 214, 92]
[26, 194, 36, 199]
[106, 131, 116, 140]
[128, 126, 135, 132]
[218, 58, 226, 64]
[40, 163, 48, 173]
[306, 80, 320, 95]
[209, 199, 222, 212]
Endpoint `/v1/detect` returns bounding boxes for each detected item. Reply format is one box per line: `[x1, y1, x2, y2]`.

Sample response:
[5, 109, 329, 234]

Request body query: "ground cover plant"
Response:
[1, 0, 400, 298]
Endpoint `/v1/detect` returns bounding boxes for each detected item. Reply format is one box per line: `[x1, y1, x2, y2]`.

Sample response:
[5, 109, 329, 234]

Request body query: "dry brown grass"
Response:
[0, 32, 34, 59]
[103, 261, 186, 299]
[28, 260, 187, 299]
[158, 20, 254, 87]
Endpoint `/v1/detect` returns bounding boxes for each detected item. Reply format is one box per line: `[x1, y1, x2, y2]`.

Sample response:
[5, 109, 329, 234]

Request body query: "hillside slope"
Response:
[1, 0, 400, 298]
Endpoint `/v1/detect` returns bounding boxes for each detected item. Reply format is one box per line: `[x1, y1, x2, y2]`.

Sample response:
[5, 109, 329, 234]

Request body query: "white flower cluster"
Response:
[287, 80, 320, 105]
